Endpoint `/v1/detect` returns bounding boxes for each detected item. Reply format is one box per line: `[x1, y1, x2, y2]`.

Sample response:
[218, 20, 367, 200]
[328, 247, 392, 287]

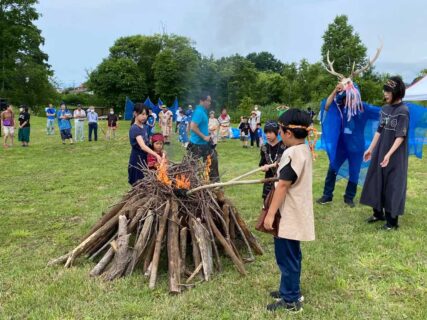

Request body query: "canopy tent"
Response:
[404, 75, 427, 101]
[144, 97, 156, 110]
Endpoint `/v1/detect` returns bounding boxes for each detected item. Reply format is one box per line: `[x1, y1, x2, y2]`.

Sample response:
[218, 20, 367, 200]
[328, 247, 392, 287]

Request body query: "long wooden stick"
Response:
[187, 178, 278, 195]
[228, 163, 277, 182]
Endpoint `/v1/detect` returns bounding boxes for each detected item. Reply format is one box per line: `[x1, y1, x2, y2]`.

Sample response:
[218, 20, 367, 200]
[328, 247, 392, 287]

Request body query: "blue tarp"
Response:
[170, 98, 179, 121]
[144, 97, 156, 110]
[318, 100, 427, 185]
[124, 97, 134, 121]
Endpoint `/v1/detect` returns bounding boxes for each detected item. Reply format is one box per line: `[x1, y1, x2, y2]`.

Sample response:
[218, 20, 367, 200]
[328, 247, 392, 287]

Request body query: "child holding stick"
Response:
[264, 109, 316, 313]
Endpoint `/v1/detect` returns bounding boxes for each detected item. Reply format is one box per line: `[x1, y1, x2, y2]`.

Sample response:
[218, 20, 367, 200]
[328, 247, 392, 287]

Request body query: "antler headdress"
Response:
[325, 42, 383, 120]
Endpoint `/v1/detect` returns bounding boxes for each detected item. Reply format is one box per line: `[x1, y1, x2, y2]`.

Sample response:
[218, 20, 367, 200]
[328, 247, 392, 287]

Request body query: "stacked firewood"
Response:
[49, 157, 264, 293]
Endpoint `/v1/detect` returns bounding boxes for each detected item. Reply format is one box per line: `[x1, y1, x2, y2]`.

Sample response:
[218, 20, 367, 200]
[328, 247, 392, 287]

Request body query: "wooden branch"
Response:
[207, 214, 246, 275]
[180, 227, 188, 276]
[149, 201, 170, 289]
[186, 263, 203, 284]
[187, 178, 278, 195]
[228, 163, 277, 182]
[231, 206, 264, 256]
[191, 218, 213, 281]
[167, 201, 181, 294]
[90, 247, 114, 277]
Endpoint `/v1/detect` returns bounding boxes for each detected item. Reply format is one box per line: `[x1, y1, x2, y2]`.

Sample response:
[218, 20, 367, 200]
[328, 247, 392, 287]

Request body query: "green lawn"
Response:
[0, 116, 426, 320]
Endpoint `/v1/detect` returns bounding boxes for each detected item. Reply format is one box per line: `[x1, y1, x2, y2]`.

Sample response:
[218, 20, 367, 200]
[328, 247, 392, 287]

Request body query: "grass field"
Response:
[0, 116, 426, 319]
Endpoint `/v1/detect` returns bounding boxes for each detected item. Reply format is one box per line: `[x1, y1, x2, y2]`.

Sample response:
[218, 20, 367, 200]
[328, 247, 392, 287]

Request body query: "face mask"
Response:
[110, 111, 114, 114]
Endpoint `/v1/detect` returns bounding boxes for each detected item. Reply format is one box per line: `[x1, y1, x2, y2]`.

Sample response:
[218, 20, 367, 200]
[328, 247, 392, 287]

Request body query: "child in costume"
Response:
[208, 111, 219, 148]
[218, 108, 231, 141]
[147, 133, 166, 169]
[259, 121, 286, 199]
[159, 105, 173, 144]
[361, 76, 409, 230]
[264, 109, 316, 313]
[238, 116, 250, 148]
[178, 110, 190, 148]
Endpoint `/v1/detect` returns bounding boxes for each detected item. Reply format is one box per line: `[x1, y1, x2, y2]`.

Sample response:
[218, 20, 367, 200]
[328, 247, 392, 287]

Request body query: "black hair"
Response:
[264, 120, 279, 135]
[200, 92, 211, 101]
[131, 103, 149, 125]
[221, 107, 227, 112]
[383, 76, 406, 103]
[278, 108, 311, 139]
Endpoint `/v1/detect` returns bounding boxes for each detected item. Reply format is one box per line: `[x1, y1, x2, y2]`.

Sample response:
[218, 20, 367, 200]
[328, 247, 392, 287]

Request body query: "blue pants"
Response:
[274, 237, 302, 303]
[88, 122, 98, 141]
[322, 136, 362, 201]
[250, 130, 259, 147]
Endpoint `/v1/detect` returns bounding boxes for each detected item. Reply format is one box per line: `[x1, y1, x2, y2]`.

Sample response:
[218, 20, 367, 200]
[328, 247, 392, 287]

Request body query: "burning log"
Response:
[49, 156, 264, 293]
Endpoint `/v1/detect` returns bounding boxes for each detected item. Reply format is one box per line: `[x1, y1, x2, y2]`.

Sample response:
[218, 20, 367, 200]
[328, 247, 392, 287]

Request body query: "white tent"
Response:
[404, 75, 427, 101]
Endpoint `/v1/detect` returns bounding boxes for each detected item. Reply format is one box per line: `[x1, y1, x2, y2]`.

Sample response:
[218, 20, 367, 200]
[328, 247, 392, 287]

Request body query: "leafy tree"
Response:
[321, 15, 367, 77]
[0, 0, 56, 105]
[88, 57, 146, 107]
[246, 52, 284, 73]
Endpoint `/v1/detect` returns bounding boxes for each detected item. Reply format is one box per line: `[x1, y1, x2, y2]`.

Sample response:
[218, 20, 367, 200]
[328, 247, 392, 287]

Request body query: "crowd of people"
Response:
[2, 75, 413, 313]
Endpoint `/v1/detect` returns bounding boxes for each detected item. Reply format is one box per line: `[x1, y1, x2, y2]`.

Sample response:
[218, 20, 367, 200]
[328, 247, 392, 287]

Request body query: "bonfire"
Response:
[49, 156, 274, 293]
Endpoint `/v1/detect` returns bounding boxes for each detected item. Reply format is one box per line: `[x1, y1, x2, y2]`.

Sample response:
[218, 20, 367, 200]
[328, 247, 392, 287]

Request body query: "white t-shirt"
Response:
[73, 109, 86, 121]
[176, 110, 183, 122]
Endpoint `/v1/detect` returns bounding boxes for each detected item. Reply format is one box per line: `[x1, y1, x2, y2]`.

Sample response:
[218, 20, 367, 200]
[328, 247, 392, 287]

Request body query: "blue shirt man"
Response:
[190, 105, 209, 145]
[46, 104, 56, 120]
[57, 107, 72, 130]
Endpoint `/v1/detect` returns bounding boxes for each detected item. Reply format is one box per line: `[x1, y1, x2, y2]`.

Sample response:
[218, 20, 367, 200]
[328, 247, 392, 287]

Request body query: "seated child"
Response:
[264, 109, 315, 313]
[259, 121, 286, 199]
[147, 133, 166, 169]
[239, 116, 250, 148]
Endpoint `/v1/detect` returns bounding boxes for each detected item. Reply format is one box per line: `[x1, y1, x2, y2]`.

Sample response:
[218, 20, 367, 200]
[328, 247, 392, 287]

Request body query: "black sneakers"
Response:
[267, 299, 303, 313]
[344, 198, 355, 208]
[316, 196, 332, 205]
[366, 215, 385, 223]
[270, 291, 304, 302]
[381, 223, 399, 231]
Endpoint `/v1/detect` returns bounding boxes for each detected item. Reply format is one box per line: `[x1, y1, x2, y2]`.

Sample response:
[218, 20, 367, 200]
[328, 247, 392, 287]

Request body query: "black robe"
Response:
[259, 142, 286, 198]
[360, 102, 409, 217]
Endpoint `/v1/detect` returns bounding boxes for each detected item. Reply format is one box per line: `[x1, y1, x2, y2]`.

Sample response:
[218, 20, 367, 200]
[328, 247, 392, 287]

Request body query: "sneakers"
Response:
[316, 196, 332, 205]
[344, 198, 355, 208]
[267, 299, 303, 313]
[381, 223, 399, 231]
[269, 291, 304, 303]
[366, 215, 385, 223]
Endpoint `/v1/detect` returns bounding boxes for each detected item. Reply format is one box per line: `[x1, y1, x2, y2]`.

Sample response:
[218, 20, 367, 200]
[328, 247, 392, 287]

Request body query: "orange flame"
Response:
[204, 155, 212, 182]
[175, 174, 191, 190]
[156, 159, 172, 186]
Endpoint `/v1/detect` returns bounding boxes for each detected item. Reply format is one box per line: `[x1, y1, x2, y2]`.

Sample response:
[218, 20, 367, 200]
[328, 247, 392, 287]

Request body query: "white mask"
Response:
[110, 111, 114, 114]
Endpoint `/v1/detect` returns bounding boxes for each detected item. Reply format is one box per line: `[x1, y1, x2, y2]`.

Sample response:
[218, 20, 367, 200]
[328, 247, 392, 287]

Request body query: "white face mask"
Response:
[110, 111, 114, 114]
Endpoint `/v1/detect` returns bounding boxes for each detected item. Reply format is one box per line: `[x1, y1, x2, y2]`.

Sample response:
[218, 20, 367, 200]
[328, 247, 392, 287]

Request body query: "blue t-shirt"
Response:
[189, 105, 209, 145]
[46, 107, 56, 120]
[129, 123, 149, 151]
[57, 110, 72, 130]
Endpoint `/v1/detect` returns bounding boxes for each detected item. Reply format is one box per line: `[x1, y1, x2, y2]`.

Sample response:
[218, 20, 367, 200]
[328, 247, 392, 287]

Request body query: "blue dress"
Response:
[179, 116, 189, 143]
[128, 123, 149, 185]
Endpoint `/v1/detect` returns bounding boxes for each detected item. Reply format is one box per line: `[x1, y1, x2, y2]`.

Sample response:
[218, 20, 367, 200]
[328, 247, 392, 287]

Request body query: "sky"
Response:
[35, 0, 427, 88]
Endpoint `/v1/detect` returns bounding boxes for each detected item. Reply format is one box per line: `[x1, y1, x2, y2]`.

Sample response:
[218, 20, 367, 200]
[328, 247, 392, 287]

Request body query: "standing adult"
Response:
[106, 108, 118, 140]
[218, 107, 231, 141]
[45, 103, 56, 135]
[18, 106, 31, 147]
[57, 103, 73, 144]
[159, 105, 173, 144]
[1, 104, 15, 148]
[361, 77, 409, 230]
[254, 105, 262, 123]
[249, 110, 260, 148]
[73, 104, 86, 142]
[187, 93, 219, 182]
[175, 106, 183, 133]
[186, 105, 193, 120]
[87, 106, 98, 142]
